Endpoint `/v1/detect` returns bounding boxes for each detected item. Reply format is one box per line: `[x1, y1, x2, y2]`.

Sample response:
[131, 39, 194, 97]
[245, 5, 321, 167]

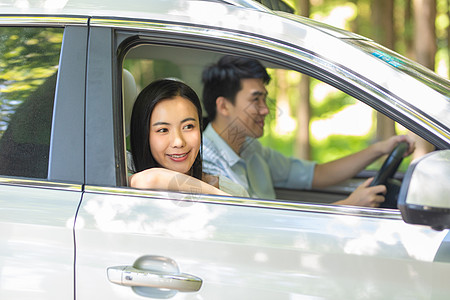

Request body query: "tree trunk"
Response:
[295, 0, 311, 160]
[410, 0, 437, 158]
[448, 0, 450, 79]
[274, 69, 291, 135]
[371, 0, 397, 142]
[296, 73, 311, 160]
[414, 0, 437, 68]
[404, 0, 414, 59]
[348, 0, 360, 33]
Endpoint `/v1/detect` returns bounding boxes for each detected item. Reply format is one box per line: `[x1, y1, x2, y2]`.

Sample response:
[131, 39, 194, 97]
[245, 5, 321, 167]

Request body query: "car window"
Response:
[121, 43, 414, 207]
[0, 27, 64, 179]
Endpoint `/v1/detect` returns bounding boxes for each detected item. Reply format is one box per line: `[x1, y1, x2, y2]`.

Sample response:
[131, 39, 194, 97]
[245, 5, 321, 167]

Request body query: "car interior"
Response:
[121, 43, 407, 207]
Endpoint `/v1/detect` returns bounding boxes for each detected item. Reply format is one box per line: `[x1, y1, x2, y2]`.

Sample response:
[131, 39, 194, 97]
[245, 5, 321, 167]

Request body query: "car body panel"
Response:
[0, 17, 86, 300]
[1, 0, 450, 299]
[75, 186, 449, 299]
[0, 180, 81, 299]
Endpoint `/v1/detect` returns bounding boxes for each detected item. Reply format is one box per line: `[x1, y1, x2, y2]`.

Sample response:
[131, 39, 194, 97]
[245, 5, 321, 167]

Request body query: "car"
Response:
[0, 0, 449, 299]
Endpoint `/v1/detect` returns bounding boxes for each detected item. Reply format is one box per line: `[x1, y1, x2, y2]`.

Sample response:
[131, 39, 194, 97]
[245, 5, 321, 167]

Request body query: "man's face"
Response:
[226, 78, 269, 140]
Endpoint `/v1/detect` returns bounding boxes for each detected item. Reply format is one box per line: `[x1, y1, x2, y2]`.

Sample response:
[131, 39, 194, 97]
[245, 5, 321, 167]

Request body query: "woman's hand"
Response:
[129, 168, 229, 196]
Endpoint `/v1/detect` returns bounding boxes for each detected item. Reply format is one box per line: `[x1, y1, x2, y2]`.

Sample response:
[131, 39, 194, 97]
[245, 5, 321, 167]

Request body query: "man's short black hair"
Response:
[202, 55, 271, 121]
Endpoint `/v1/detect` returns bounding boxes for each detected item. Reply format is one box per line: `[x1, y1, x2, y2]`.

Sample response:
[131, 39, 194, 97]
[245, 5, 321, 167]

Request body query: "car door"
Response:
[74, 22, 450, 299]
[0, 22, 87, 299]
[76, 187, 450, 299]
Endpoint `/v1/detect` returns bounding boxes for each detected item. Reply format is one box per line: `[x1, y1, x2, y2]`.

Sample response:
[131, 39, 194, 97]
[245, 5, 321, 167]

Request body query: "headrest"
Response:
[122, 69, 137, 136]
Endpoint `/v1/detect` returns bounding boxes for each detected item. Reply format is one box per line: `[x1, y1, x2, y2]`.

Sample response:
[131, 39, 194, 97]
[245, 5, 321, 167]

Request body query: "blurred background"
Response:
[256, 0, 449, 171]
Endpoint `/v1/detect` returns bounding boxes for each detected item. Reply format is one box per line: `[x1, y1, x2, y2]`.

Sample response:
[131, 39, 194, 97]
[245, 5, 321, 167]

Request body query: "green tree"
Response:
[371, 0, 397, 141]
[410, 0, 437, 158]
[0, 27, 62, 102]
[295, 0, 312, 160]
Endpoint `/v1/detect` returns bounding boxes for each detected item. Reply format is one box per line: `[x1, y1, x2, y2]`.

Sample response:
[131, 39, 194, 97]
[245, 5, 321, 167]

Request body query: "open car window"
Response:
[120, 43, 413, 207]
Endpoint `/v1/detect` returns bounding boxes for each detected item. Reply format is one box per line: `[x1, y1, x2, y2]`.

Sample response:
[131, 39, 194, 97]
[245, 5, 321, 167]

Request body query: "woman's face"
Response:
[149, 96, 201, 175]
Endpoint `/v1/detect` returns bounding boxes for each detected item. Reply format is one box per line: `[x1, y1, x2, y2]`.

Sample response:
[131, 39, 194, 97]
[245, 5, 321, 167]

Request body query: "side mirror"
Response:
[398, 150, 450, 231]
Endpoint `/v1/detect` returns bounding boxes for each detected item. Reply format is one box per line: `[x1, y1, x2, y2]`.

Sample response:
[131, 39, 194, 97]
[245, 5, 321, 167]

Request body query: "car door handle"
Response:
[107, 265, 202, 292]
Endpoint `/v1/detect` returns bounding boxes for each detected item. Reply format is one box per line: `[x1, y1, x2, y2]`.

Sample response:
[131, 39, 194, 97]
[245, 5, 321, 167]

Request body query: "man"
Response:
[201, 55, 415, 207]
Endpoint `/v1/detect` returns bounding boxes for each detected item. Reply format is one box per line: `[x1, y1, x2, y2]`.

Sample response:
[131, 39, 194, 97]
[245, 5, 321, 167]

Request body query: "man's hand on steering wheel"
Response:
[338, 177, 387, 207]
[368, 137, 415, 208]
[375, 135, 416, 158]
[336, 136, 415, 208]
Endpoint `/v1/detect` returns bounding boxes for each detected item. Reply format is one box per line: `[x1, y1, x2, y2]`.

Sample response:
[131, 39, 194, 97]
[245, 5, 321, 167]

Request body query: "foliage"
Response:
[309, 79, 356, 118]
[312, 134, 411, 172]
[311, 134, 370, 162]
[0, 27, 63, 102]
[260, 129, 296, 157]
[0, 27, 63, 141]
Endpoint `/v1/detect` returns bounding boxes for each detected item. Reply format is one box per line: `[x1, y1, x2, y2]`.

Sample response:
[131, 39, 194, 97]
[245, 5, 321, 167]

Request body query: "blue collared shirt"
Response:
[202, 123, 316, 199]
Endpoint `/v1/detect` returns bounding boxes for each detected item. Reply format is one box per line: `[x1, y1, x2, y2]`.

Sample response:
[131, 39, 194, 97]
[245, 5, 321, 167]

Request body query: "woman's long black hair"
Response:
[130, 79, 203, 179]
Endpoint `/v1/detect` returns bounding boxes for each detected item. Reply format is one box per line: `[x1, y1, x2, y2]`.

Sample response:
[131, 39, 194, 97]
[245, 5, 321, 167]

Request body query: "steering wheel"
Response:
[369, 142, 409, 209]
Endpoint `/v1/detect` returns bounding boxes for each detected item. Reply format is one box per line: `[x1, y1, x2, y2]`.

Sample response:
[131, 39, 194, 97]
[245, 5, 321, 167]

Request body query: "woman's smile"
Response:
[167, 150, 191, 162]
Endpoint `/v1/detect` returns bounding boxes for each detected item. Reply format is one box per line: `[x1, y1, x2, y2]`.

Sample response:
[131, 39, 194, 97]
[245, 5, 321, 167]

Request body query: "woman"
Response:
[129, 78, 248, 197]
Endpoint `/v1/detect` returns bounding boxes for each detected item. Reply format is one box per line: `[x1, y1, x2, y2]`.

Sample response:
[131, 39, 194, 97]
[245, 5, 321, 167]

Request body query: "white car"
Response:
[0, 0, 449, 299]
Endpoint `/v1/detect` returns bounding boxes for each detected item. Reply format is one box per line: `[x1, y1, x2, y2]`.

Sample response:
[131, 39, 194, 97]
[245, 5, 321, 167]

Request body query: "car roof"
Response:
[0, 0, 271, 15]
[0, 0, 372, 42]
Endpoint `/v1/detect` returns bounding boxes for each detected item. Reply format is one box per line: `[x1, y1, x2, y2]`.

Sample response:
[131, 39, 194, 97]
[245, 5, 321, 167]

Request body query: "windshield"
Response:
[347, 39, 450, 137]
[349, 40, 450, 98]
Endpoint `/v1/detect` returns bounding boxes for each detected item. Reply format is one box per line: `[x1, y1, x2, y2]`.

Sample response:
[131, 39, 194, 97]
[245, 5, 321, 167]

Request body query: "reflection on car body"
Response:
[0, 0, 450, 299]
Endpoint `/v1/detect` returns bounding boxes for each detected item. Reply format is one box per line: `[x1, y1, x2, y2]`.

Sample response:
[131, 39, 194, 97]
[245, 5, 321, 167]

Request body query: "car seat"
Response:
[122, 68, 138, 137]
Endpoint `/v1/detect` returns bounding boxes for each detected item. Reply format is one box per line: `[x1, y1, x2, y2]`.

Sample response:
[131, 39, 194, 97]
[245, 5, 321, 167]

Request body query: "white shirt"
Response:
[202, 123, 316, 199]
